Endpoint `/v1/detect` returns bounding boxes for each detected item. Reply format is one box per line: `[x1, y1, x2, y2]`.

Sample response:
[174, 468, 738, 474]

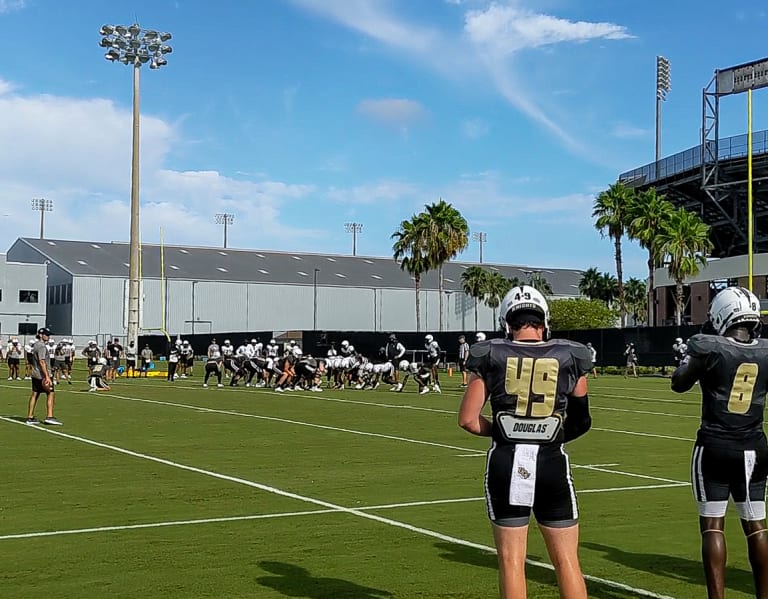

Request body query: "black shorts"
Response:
[485, 442, 578, 528]
[458, 359, 468, 373]
[126, 359, 136, 367]
[691, 444, 768, 519]
[7, 357, 19, 366]
[110, 358, 121, 368]
[31, 378, 50, 394]
[141, 360, 151, 371]
[426, 355, 440, 367]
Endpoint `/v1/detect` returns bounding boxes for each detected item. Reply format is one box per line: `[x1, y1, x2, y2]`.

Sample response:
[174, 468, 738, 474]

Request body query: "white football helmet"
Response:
[425, 334, 434, 343]
[708, 286, 761, 335]
[674, 337, 683, 344]
[499, 285, 550, 337]
[475, 332, 486, 342]
[341, 340, 349, 348]
[398, 359, 410, 371]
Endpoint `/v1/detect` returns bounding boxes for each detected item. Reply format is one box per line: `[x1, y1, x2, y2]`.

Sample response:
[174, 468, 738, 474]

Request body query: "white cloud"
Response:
[325, 180, 419, 204]
[462, 118, 490, 139]
[0, 0, 25, 14]
[464, 4, 632, 54]
[0, 80, 324, 250]
[357, 98, 426, 128]
[612, 122, 650, 139]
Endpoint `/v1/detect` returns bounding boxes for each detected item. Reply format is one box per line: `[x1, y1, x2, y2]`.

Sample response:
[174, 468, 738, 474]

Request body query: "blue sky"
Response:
[0, 0, 766, 279]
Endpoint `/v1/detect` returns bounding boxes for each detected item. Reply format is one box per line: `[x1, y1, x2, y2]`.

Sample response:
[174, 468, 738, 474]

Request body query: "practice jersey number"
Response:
[504, 357, 559, 417]
[727, 362, 759, 414]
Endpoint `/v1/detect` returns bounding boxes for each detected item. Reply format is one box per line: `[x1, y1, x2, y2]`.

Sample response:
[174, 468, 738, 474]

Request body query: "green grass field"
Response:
[0, 369, 761, 598]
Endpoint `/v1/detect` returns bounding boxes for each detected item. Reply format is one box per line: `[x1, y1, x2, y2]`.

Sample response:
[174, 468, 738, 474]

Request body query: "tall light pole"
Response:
[215, 213, 234, 248]
[313, 268, 320, 330]
[99, 23, 172, 350]
[31, 198, 53, 239]
[656, 56, 671, 164]
[472, 231, 487, 264]
[344, 222, 363, 256]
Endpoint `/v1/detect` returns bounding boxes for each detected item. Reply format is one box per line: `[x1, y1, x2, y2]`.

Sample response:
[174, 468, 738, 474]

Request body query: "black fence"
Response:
[139, 326, 703, 368]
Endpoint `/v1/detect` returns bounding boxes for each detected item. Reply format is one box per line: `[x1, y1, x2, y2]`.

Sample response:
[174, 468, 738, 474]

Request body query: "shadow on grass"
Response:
[582, 541, 756, 595]
[256, 561, 392, 598]
[435, 542, 672, 599]
[4, 416, 30, 423]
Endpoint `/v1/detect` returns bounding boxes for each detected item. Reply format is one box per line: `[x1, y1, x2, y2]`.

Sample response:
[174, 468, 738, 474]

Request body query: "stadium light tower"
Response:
[344, 222, 363, 256]
[99, 23, 172, 351]
[656, 56, 671, 162]
[31, 198, 53, 239]
[215, 213, 235, 248]
[472, 231, 487, 264]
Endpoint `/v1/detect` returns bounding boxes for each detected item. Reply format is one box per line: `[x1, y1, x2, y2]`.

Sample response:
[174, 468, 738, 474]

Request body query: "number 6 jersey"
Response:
[466, 338, 593, 446]
[687, 334, 768, 450]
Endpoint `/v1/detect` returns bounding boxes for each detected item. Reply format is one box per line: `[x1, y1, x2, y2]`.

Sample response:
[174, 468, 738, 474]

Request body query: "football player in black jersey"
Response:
[459, 285, 592, 599]
[672, 286, 768, 599]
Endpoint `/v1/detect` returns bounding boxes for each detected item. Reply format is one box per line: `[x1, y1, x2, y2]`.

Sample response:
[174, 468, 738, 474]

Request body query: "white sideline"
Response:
[0, 483, 690, 543]
[0, 417, 676, 599]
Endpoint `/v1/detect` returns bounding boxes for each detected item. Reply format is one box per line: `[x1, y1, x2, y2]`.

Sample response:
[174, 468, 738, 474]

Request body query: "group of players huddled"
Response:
[192, 332, 483, 394]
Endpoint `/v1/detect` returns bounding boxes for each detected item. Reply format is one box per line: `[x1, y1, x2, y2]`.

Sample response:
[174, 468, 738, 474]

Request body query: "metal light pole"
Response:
[31, 198, 53, 239]
[215, 213, 234, 248]
[655, 56, 671, 164]
[313, 268, 320, 330]
[344, 222, 363, 256]
[472, 231, 487, 264]
[99, 23, 172, 350]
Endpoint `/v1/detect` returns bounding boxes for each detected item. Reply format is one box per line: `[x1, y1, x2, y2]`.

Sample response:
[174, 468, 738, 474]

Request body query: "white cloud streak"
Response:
[357, 98, 426, 128]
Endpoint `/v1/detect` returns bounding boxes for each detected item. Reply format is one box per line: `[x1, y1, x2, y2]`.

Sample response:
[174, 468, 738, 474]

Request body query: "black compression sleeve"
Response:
[564, 395, 591, 442]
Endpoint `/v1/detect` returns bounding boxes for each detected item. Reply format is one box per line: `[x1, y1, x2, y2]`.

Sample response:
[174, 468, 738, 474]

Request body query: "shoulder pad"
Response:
[687, 334, 716, 358]
[469, 340, 491, 358]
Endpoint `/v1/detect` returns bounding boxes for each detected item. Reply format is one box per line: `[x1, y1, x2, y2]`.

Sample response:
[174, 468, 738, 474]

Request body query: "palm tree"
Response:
[656, 208, 713, 325]
[597, 272, 619, 307]
[627, 188, 674, 326]
[527, 271, 553, 296]
[593, 182, 635, 326]
[462, 266, 488, 331]
[485, 272, 515, 329]
[392, 214, 431, 332]
[624, 277, 648, 326]
[423, 199, 469, 331]
[578, 267, 603, 300]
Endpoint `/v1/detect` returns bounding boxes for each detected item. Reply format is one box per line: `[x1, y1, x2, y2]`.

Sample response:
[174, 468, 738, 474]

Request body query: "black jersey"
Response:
[466, 338, 592, 446]
[687, 334, 768, 450]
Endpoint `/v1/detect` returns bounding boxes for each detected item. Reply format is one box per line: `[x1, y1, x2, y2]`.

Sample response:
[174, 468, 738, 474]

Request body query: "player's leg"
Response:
[735, 448, 768, 599]
[492, 523, 529, 599]
[539, 524, 587, 599]
[693, 445, 730, 599]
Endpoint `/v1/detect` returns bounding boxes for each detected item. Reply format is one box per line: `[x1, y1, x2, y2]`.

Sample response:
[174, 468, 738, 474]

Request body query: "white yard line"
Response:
[0, 483, 690, 542]
[593, 427, 691, 442]
[576, 465, 687, 485]
[0, 417, 676, 599]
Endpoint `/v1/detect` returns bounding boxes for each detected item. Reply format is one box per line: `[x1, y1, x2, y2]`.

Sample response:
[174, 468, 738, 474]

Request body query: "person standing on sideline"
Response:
[672, 337, 688, 367]
[140, 344, 153, 378]
[624, 343, 639, 378]
[125, 341, 137, 378]
[167, 346, 180, 382]
[672, 286, 768, 599]
[458, 335, 470, 387]
[586, 342, 598, 378]
[26, 328, 62, 426]
[459, 285, 592, 599]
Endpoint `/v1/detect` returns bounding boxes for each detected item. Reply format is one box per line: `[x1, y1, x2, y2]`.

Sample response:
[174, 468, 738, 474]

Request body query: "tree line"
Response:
[390, 182, 713, 332]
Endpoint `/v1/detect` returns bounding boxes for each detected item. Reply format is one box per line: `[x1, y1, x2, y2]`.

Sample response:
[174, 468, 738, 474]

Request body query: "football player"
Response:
[202, 354, 224, 388]
[424, 334, 441, 393]
[672, 337, 688, 367]
[458, 285, 592, 599]
[672, 287, 768, 599]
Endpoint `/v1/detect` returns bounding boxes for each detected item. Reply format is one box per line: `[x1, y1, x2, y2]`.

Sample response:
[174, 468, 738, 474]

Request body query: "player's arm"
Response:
[458, 373, 491, 436]
[564, 376, 591, 442]
[671, 355, 704, 393]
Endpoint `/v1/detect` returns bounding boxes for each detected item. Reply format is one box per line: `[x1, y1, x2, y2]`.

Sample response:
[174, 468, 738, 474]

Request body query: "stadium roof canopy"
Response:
[7, 237, 584, 297]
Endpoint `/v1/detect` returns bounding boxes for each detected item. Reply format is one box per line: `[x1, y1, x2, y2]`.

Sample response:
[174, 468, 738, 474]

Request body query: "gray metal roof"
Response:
[8, 237, 584, 296]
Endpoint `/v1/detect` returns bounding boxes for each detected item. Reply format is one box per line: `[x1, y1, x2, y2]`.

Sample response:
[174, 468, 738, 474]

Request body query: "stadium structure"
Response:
[4, 237, 582, 342]
[620, 57, 768, 326]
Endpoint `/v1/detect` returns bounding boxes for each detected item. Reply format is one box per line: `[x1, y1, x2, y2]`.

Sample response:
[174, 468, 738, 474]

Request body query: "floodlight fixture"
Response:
[215, 213, 235, 248]
[344, 222, 363, 256]
[472, 231, 487, 263]
[655, 55, 671, 163]
[31, 198, 53, 239]
[99, 21, 173, 351]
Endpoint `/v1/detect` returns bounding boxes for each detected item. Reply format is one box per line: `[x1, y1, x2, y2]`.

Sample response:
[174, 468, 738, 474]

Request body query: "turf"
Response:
[0, 370, 761, 598]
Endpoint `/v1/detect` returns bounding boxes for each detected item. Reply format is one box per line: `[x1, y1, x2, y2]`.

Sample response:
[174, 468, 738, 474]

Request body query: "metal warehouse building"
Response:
[7, 237, 582, 338]
[0, 253, 47, 338]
